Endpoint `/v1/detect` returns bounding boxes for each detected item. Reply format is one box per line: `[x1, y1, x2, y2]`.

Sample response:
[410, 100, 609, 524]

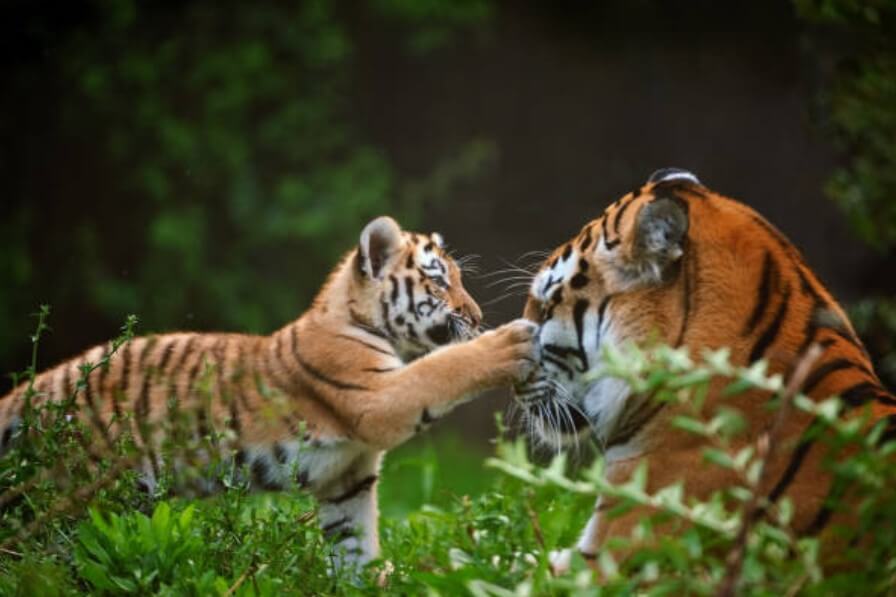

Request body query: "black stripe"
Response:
[839, 382, 879, 408]
[390, 275, 399, 303]
[169, 336, 198, 402]
[229, 396, 242, 436]
[325, 475, 378, 504]
[748, 286, 791, 364]
[138, 336, 158, 367]
[87, 346, 113, 445]
[213, 338, 227, 401]
[138, 339, 172, 427]
[156, 338, 177, 374]
[295, 351, 370, 391]
[1, 425, 13, 448]
[84, 346, 108, 413]
[404, 276, 416, 317]
[803, 359, 865, 396]
[186, 350, 205, 399]
[273, 443, 289, 464]
[572, 299, 589, 371]
[380, 300, 397, 337]
[674, 248, 696, 347]
[301, 375, 356, 433]
[804, 502, 836, 536]
[251, 457, 282, 491]
[561, 243, 572, 260]
[97, 343, 112, 395]
[819, 323, 869, 357]
[290, 325, 299, 361]
[196, 405, 211, 439]
[543, 354, 575, 378]
[876, 414, 896, 445]
[609, 400, 666, 448]
[362, 367, 397, 373]
[235, 342, 256, 413]
[275, 328, 288, 366]
[62, 360, 72, 402]
[335, 333, 395, 357]
[613, 197, 634, 236]
[569, 273, 589, 289]
[804, 473, 851, 536]
[876, 393, 896, 407]
[579, 227, 593, 251]
[602, 216, 620, 250]
[321, 516, 350, 537]
[765, 383, 886, 508]
[768, 434, 815, 503]
[116, 340, 133, 421]
[742, 252, 775, 337]
[348, 315, 391, 341]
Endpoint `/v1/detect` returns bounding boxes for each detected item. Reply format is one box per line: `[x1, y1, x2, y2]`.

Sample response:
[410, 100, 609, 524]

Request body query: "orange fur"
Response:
[515, 170, 894, 571]
[0, 215, 537, 571]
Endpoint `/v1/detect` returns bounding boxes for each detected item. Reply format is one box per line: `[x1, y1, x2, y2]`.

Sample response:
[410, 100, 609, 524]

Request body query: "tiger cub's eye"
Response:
[431, 275, 449, 289]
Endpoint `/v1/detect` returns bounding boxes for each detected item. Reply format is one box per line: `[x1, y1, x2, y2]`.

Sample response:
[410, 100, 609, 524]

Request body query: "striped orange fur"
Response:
[0, 215, 538, 572]
[513, 169, 895, 572]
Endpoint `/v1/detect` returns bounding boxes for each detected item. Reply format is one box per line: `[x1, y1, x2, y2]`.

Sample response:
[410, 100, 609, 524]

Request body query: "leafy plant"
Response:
[75, 503, 214, 594]
[796, 0, 896, 252]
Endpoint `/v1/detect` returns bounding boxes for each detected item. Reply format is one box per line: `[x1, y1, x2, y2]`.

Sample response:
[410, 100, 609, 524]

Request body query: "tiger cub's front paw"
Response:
[478, 318, 539, 385]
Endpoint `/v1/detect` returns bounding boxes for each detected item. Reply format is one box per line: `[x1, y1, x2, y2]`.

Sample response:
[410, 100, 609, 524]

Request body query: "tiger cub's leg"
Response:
[550, 496, 603, 575]
[316, 450, 383, 575]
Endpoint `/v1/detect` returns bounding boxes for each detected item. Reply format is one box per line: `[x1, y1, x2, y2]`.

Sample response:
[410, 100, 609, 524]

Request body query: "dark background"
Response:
[2, 0, 894, 441]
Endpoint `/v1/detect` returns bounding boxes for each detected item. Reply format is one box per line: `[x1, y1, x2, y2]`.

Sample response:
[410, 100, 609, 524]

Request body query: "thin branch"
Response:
[715, 343, 823, 597]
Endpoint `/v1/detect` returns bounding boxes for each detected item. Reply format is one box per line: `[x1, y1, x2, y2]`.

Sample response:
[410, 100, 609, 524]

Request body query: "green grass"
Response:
[379, 433, 498, 518]
[0, 431, 595, 596]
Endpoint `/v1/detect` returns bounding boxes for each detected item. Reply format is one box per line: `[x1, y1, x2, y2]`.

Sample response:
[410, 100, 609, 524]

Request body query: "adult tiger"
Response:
[0, 216, 538, 573]
[513, 169, 895, 573]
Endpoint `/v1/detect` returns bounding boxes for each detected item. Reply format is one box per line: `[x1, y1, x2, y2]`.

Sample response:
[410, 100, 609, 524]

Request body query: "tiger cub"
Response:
[513, 169, 895, 572]
[0, 216, 538, 572]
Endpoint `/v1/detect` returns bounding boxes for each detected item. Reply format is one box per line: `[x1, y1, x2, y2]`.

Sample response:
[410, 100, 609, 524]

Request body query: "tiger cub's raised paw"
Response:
[477, 318, 539, 385]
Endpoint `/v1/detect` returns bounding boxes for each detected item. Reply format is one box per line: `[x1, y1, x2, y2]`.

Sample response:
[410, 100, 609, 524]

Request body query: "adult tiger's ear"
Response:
[629, 197, 689, 282]
[359, 216, 403, 279]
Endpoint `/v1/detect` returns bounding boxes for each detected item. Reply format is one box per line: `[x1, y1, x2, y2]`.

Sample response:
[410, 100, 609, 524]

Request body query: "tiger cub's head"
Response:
[515, 168, 851, 453]
[352, 216, 482, 361]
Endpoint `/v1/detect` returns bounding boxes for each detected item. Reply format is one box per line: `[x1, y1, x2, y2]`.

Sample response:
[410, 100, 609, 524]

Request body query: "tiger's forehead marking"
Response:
[531, 190, 644, 301]
[403, 232, 449, 268]
[532, 243, 581, 301]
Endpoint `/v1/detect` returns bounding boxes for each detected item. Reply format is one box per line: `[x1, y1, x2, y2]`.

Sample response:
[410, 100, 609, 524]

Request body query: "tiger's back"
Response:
[0, 215, 539, 572]
[514, 168, 895, 571]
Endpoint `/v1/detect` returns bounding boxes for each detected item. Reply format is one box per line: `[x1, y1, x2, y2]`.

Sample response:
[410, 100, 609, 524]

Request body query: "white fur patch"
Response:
[649, 168, 700, 185]
[530, 248, 580, 301]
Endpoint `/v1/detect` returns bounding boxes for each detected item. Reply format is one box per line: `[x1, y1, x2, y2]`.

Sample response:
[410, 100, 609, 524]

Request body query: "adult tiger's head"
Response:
[349, 216, 482, 360]
[515, 168, 861, 452]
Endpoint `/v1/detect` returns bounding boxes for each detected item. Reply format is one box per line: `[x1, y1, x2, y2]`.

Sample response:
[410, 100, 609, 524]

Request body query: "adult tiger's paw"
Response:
[478, 318, 539, 384]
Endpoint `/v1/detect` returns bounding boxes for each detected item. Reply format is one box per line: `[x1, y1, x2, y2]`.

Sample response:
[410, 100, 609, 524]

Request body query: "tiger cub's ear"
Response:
[628, 197, 689, 283]
[359, 216, 404, 279]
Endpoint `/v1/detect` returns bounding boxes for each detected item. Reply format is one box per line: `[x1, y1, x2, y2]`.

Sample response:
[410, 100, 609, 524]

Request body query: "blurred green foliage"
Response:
[796, 0, 896, 390]
[0, 0, 494, 369]
[796, 0, 896, 252]
[850, 298, 896, 389]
